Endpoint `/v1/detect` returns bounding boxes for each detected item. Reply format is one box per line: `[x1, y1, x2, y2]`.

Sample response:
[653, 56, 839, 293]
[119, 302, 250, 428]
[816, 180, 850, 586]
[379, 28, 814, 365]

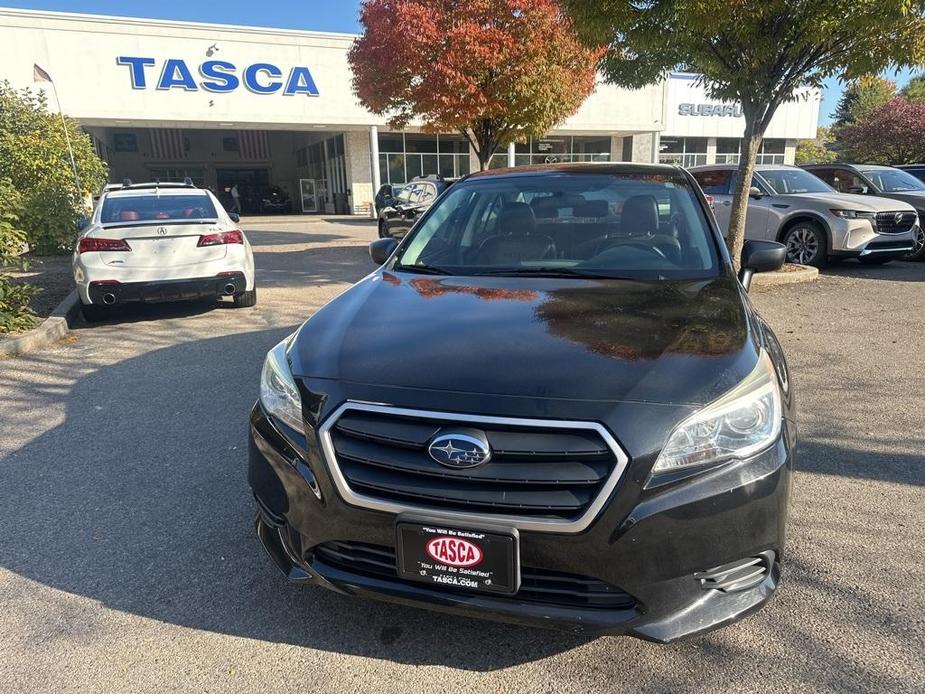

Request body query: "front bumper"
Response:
[831, 219, 917, 257]
[85, 272, 246, 306]
[248, 402, 794, 643]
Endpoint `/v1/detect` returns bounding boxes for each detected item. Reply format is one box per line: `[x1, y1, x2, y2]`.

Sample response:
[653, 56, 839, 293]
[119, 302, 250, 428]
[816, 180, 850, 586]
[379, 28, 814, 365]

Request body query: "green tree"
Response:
[0, 81, 107, 255]
[795, 126, 839, 164]
[832, 75, 896, 126]
[840, 96, 925, 163]
[563, 0, 925, 270]
[900, 73, 925, 103]
[349, 0, 601, 171]
[0, 178, 37, 333]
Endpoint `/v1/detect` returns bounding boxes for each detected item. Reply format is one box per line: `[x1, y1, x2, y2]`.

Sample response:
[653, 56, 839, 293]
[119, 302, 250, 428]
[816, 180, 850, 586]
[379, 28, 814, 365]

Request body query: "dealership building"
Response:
[0, 8, 821, 215]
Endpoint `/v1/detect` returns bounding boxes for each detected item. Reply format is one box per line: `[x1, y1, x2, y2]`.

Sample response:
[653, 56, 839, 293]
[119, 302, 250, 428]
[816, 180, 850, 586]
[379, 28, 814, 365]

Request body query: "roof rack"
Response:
[119, 180, 199, 191]
[411, 174, 445, 182]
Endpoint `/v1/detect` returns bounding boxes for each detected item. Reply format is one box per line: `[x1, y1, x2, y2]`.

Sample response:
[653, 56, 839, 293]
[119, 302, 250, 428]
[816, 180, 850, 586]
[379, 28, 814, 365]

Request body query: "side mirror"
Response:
[369, 237, 398, 265]
[229, 212, 240, 223]
[748, 186, 764, 199]
[739, 239, 786, 291]
[847, 185, 869, 194]
[77, 216, 91, 231]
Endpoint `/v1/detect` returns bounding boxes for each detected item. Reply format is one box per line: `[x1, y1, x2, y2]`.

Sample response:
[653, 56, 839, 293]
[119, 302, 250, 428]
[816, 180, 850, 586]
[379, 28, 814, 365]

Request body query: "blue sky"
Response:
[4, 0, 918, 125]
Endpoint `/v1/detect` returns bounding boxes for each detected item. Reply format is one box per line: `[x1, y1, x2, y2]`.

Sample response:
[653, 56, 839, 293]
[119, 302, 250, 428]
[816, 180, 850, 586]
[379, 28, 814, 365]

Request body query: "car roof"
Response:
[689, 164, 801, 173]
[103, 187, 211, 199]
[466, 162, 685, 180]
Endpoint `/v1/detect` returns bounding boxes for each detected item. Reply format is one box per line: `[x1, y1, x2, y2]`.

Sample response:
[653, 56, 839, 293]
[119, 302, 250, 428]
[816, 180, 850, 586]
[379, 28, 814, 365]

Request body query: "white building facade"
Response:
[0, 9, 820, 215]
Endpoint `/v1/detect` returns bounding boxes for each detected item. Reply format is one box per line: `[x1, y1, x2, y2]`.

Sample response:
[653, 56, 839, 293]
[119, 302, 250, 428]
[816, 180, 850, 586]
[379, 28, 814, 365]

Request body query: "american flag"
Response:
[149, 129, 186, 160]
[238, 130, 270, 160]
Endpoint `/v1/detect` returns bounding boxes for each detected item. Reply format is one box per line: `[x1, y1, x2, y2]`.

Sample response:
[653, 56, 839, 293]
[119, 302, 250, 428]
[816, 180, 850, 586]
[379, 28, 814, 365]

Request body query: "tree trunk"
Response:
[726, 117, 764, 273]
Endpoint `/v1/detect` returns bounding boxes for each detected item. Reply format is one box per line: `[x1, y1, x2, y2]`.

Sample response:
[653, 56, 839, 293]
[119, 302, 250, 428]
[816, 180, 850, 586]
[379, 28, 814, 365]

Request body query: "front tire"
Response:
[904, 226, 925, 261]
[233, 289, 257, 307]
[782, 223, 828, 267]
[80, 302, 111, 323]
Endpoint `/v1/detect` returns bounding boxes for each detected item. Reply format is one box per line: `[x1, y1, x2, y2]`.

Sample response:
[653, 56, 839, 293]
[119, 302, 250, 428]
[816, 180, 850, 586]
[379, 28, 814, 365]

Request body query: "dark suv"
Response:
[377, 175, 455, 238]
[249, 164, 794, 643]
[802, 163, 925, 261]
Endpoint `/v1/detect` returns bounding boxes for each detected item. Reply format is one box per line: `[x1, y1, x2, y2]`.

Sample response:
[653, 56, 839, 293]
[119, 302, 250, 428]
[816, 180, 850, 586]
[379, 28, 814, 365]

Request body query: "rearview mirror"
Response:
[229, 212, 241, 223]
[748, 186, 764, 199]
[77, 216, 91, 232]
[369, 237, 398, 265]
[739, 239, 786, 291]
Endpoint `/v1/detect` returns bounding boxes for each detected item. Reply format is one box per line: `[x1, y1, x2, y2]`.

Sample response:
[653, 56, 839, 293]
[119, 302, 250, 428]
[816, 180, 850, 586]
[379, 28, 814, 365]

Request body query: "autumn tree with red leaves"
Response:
[349, 0, 601, 171]
[839, 97, 925, 164]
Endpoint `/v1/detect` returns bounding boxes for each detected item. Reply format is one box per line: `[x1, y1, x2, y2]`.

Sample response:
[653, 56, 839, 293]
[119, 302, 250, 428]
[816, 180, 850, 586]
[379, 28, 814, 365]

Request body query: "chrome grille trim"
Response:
[318, 401, 630, 533]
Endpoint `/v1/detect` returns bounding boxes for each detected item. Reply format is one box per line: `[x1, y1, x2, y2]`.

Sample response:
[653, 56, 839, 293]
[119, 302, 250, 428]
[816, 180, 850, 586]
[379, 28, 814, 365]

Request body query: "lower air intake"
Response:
[694, 551, 775, 593]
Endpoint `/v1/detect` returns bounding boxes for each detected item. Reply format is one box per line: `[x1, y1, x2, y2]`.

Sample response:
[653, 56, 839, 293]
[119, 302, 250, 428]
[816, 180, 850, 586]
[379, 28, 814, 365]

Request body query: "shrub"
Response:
[0, 178, 37, 333]
[0, 81, 108, 255]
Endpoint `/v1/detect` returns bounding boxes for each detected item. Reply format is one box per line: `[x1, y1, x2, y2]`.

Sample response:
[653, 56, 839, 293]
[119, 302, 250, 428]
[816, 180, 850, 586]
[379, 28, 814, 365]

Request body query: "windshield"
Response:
[394, 172, 720, 280]
[759, 169, 833, 194]
[859, 168, 925, 193]
[101, 194, 218, 224]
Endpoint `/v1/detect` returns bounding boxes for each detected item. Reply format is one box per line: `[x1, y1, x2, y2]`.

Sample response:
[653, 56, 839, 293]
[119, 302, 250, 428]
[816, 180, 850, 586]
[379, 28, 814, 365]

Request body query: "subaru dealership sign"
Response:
[116, 56, 320, 96]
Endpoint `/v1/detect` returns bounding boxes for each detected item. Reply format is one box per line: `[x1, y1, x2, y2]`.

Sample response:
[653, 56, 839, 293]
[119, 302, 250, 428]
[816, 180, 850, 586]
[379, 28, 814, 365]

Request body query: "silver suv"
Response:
[690, 165, 918, 267]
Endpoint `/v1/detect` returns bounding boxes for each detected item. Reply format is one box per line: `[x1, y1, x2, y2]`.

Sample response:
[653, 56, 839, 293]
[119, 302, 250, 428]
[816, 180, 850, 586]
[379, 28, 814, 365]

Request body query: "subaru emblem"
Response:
[427, 429, 491, 468]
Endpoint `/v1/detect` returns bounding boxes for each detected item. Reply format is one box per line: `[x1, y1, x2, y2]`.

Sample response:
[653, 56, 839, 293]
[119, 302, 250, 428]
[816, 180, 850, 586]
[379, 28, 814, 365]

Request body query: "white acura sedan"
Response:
[73, 181, 256, 321]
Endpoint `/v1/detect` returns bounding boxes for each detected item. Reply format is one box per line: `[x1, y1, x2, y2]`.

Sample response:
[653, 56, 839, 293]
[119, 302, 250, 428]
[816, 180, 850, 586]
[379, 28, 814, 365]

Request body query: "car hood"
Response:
[799, 192, 916, 211]
[288, 271, 759, 406]
[870, 190, 925, 210]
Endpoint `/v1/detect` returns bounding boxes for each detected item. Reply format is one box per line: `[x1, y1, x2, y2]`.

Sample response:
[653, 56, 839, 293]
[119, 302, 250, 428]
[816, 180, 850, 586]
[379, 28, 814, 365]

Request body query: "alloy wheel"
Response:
[785, 227, 819, 265]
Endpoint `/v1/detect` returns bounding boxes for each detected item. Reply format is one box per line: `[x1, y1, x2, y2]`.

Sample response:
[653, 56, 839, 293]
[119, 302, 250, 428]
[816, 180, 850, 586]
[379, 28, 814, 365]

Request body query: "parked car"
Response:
[73, 179, 256, 322]
[894, 164, 925, 184]
[258, 186, 292, 214]
[802, 164, 925, 261]
[249, 163, 794, 643]
[374, 183, 397, 215]
[690, 164, 917, 267]
[377, 175, 456, 238]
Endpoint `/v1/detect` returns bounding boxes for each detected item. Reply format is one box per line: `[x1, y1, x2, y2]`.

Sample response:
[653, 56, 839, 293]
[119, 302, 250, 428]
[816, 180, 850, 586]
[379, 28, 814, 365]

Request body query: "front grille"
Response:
[876, 211, 917, 234]
[324, 406, 622, 522]
[313, 541, 636, 610]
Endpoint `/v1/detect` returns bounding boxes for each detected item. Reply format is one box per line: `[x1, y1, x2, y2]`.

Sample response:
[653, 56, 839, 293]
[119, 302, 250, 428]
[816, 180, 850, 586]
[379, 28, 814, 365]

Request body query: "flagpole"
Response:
[44, 75, 83, 202]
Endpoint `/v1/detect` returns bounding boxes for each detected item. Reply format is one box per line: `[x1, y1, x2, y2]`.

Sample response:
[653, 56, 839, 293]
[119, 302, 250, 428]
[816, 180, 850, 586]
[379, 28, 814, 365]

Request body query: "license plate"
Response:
[396, 520, 520, 595]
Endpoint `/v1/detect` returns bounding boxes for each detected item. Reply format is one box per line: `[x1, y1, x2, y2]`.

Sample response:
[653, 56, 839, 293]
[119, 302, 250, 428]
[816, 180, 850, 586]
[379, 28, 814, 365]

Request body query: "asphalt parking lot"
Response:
[1, 216, 923, 693]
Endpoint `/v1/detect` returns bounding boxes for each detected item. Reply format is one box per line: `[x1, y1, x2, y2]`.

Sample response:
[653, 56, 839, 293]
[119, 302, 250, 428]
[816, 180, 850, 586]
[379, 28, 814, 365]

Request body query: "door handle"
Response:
[722, 201, 731, 206]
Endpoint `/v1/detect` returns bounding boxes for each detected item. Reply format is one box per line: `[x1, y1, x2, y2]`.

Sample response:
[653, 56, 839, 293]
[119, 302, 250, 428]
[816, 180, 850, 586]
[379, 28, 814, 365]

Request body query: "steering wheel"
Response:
[597, 239, 669, 262]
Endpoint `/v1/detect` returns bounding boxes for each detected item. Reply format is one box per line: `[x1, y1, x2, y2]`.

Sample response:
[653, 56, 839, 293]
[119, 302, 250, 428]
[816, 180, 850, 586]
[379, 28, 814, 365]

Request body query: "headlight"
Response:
[830, 209, 876, 219]
[653, 352, 782, 473]
[259, 338, 303, 433]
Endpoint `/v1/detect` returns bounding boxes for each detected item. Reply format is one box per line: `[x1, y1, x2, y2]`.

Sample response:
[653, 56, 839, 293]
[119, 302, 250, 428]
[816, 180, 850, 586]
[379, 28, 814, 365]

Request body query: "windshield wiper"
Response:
[472, 267, 636, 279]
[392, 263, 453, 275]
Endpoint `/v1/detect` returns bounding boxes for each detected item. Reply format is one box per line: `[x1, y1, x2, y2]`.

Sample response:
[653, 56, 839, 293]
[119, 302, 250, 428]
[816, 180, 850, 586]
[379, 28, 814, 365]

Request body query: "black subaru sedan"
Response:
[249, 163, 794, 643]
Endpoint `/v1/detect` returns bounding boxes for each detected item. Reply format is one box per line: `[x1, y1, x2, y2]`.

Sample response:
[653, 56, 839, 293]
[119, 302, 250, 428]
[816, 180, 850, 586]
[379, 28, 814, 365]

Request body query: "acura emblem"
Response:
[427, 429, 491, 468]
[157, 227, 167, 236]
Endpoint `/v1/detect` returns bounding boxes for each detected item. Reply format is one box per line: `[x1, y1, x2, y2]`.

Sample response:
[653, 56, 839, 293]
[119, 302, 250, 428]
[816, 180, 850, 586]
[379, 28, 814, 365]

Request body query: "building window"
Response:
[378, 132, 471, 185]
[511, 136, 612, 166]
[658, 137, 707, 167]
[756, 139, 786, 165]
[112, 133, 137, 152]
[715, 138, 740, 164]
[148, 167, 206, 187]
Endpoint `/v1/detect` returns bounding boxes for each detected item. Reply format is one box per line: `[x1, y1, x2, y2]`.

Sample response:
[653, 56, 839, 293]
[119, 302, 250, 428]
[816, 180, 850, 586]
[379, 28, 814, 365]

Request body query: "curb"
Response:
[751, 264, 819, 289]
[0, 289, 80, 359]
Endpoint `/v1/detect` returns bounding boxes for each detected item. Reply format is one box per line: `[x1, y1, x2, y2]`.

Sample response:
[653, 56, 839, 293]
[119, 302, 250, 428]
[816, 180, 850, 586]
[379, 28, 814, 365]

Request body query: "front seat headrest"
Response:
[496, 202, 537, 236]
[621, 195, 660, 236]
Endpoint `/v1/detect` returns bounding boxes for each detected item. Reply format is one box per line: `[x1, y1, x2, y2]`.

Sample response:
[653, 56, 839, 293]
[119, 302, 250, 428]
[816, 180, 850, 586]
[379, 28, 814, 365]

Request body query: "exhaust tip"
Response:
[223, 283, 237, 296]
[102, 293, 116, 305]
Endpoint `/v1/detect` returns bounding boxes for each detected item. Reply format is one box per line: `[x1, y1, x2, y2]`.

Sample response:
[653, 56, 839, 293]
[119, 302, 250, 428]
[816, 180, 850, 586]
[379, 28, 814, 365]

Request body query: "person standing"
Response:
[230, 183, 241, 214]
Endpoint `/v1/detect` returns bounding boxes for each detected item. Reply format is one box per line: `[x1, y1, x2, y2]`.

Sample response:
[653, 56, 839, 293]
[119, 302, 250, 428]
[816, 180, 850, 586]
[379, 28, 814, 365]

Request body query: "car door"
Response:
[742, 175, 776, 241]
[814, 166, 870, 195]
[691, 169, 734, 233]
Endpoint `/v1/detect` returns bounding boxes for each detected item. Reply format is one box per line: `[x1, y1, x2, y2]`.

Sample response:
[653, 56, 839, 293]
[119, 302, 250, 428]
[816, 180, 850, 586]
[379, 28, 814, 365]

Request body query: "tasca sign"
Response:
[678, 103, 743, 118]
[116, 56, 319, 96]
